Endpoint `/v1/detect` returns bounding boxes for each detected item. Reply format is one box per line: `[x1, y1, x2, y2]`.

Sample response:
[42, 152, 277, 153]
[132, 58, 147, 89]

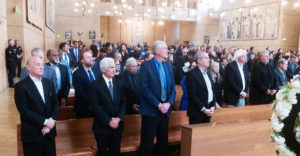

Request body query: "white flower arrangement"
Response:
[271, 75, 300, 156]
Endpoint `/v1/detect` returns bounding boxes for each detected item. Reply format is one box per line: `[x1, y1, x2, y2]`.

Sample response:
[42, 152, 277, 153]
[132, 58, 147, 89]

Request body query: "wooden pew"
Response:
[17, 105, 272, 155]
[57, 106, 76, 120]
[180, 120, 276, 156]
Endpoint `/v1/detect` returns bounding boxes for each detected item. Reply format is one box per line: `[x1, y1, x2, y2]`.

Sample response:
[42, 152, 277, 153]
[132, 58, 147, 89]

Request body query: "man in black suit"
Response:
[173, 50, 196, 85]
[287, 55, 298, 79]
[186, 52, 216, 124]
[14, 56, 59, 156]
[219, 58, 227, 79]
[139, 40, 176, 156]
[59, 42, 76, 70]
[274, 58, 289, 87]
[223, 49, 250, 107]
[5, 39, 17, 87]
[73, 50, 101, 118]
[15, 40, 23, 77]
[69, 40, 82, 67]
[46, 49, 70, 107]
[121, 57, 139, 114]
[250, 50, 278, 104]
[88, 57, 126, 156]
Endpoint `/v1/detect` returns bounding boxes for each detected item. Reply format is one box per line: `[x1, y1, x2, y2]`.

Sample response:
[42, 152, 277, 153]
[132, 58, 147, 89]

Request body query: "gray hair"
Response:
[100, 57, 115, 70]
[31, 48, 43, 56]
[195, 51, 207, 62]
[125, 57, 137, 67]
[152, 40, 165, 55]
[233, 49, 247, 62]
[277, 58, 288, 67]
[258, 50, 269, 58]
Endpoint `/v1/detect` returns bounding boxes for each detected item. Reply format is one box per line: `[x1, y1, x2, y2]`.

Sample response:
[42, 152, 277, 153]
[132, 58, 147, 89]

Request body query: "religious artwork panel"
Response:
[65, 30, 72, 39]
[240, 8, 251, 40]
[264, 2, 280, 39]
[89, 31, 96, 39]
[46, 0, 55, 32]
[27, 0, 44, 29]
[220, 9, 241, 40]
[250, 5, 266, 39]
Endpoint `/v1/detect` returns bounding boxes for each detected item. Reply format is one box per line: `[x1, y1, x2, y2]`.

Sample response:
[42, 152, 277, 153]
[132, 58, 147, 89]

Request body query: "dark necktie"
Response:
[159, 63, 167, 102]
[109, 80, 113, 100]
[88, 70, 95, 82]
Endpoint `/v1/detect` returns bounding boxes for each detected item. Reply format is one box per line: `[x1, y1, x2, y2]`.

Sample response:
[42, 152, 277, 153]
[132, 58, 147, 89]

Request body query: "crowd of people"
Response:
[9, 38, 300, 156]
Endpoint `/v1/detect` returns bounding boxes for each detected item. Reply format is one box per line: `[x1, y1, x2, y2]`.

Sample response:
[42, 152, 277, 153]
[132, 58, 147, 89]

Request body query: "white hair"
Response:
[152, 40, 166, 55]
[100, 57, 115, 70]
[125, 57, 137, 67]
[31, 48, 43, 56]
[233, 49, 247, 62]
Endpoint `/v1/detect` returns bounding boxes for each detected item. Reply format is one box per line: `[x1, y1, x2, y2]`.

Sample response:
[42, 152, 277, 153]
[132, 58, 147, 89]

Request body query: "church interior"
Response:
[2, 0, 300, 155]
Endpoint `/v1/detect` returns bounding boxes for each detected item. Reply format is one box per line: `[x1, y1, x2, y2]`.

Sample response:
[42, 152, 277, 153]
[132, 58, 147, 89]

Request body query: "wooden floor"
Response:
[0, 88, 20, 156]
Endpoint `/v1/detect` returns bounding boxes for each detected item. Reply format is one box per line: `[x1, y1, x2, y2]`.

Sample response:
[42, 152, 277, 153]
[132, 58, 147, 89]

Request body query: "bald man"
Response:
[15, 56, 59, 156]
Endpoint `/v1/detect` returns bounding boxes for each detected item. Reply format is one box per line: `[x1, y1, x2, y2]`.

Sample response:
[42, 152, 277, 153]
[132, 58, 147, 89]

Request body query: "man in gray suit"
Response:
[20, 48, 57, 92]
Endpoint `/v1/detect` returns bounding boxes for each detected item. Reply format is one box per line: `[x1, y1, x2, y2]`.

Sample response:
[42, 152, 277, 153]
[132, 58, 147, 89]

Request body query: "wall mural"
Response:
[27, 0, 43, 29]
[46, 0, 55, 32]
[220, 2, 280, 40]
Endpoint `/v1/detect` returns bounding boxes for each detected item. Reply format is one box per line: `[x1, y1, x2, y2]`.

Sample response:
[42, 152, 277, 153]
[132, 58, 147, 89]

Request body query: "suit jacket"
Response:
[20, 65, 57, 91]
[72, 65, 101, 117]
[274, 68, 289, 88]
[88, 76, 126, 134]
[69, 48, 81, 65]
[121, 71, 139, 114]
[173, 55, 189, 85]
[138, 58, 176, 117]
[287, 62, 297, 79]
[219, 65, 225, 79]
[249, 62, 278, 104]
[45, 63, 70, 99]
[67, 51, 76, 69]
[223, 61, 250, 106]
[185, 67, 216, 117]
[14, 77, 59, 142]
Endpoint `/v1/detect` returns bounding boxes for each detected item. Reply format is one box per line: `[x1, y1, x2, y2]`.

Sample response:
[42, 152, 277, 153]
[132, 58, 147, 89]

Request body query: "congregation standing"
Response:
[9, 38, 300, 156]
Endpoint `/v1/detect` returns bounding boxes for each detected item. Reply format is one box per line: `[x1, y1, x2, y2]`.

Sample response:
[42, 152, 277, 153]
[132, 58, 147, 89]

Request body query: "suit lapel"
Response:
[233, 62, 243, 86]
[100, 76, 114, 104]
[162, 61, 169, 91]
[113, 78, 118, 103]
[42, 79, 50, 107]
[150, 59, 161, 84]
[196, 68, 208, 93]
[28, 77, 45, 105]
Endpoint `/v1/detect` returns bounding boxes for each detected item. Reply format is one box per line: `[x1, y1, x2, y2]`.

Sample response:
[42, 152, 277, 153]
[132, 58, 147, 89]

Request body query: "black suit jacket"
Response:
[67, 51, 76, 69]
[186, 67, 216, 117]
[69, 48, 82, 65]
[73, 65, 101, 117]
[45, 63, 70, 99]
[219, 65, 225, 79]
[274, 68, 289, 88]
[249, 62, 278, 104]
[121, 71, 139, 114]
[14, 77, 59, 142]
[88, 76, 126, 134]
[223, 61, 250, 106]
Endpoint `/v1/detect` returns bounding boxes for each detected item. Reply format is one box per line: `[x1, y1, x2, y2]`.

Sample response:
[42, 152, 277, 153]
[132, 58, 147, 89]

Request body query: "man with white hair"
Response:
[88, 57, 126, 156]
[250, 50, 278, 104]
[223, 49, 250, 107]
[139, 40, 176, 156]
[20, 48, 57, 90]
[121, 57, 139, 114]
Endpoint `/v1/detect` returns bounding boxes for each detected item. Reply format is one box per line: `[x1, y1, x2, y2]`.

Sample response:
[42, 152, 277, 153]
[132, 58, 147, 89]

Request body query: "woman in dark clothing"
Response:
[209, 61, 223, 108]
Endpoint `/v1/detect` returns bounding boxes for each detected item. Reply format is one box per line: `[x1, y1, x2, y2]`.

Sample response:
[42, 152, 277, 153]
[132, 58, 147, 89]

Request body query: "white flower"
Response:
[275, 100, 292, 120]
[276, 89, 286, 101]
[271, 113, 284, 132]
[291, 79, 300, 89]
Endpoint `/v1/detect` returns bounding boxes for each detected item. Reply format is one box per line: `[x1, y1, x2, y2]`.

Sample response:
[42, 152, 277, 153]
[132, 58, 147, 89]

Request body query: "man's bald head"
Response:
[26, 56, 44, 79]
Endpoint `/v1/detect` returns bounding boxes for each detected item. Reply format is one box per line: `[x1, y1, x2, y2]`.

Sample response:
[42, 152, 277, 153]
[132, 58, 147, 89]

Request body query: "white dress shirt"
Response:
[29, 74, 45, 103]
[102, 75, 113, 88]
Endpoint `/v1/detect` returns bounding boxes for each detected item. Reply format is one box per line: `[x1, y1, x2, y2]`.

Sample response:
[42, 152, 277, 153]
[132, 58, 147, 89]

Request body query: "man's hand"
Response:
[158, 103, 171, 114]
[45, 118, 56, 129]
[270, 89, 277, 95]
[109, 119, 118, 129]
[60, 98, 66, 107]
[132, 104, 139, 112]
[266, 89, 271, 95]
[203, 109, 213, 116]
[41, 126, 51, 136]
[162, 102, 171, 112]
[240, 92, 247, 98]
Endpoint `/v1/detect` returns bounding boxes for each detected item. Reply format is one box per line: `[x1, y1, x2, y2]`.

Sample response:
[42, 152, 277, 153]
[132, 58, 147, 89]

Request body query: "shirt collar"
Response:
[83, 66, 92, 73]
[29, 74, 42, 82]
[198, 67, 207, 74]
[102, 74, 112, 83]
[49, 62, 57, 67]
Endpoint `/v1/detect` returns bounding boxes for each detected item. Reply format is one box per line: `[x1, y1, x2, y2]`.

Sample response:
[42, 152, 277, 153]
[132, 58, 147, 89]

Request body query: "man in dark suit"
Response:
[5, 39, 17, 87]
[186, 52, 216, 124]
[287, 55, 298, 79]
[59, 42, 76, 70]
[274, 58, 289, 87]
[250, 50, 278, 104]
[121, 57, 139, 114]
[224, 49, 250, 107]
[73, 50, 101, 118]
[14, 56, 59, 156]
[69, 40, 82, 67]
[219, 58, 227, 79]
[88, 57, 126, 156]
[15, 40, 23, 77]
[139, 40, 176, 156]
[173, 50, 196, 85]
[46, 49, 70, 107]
